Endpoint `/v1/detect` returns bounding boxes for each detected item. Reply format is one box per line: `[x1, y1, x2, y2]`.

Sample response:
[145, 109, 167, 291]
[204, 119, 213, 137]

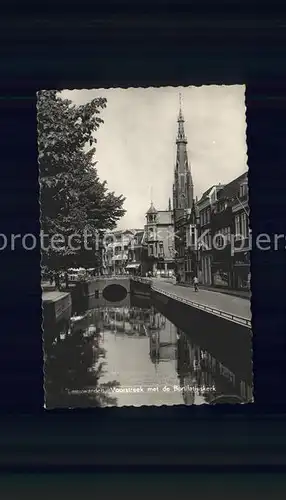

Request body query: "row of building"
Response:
[101, 213, 175, 279]
[101, 97, 250, 292]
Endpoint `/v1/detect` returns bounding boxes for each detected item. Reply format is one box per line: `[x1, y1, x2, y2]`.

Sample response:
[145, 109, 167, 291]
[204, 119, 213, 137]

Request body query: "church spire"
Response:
[172, 93, 194, 210]
[177, 93, 187, 143]
[168, 197, 171, 211]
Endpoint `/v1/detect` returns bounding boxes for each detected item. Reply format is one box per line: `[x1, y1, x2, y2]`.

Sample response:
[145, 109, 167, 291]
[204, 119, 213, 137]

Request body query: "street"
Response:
[151, 278, 251, 320]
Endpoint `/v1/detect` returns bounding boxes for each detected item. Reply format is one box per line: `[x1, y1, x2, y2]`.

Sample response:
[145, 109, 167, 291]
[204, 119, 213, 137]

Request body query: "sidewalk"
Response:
[151, 278, 251, 320]
[42, 289, 71, 303]
[178, 282, 251, 300]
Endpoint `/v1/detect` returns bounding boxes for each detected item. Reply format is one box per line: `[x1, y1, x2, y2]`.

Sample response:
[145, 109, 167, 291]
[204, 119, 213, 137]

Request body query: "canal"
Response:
[44, 291, 253, 408]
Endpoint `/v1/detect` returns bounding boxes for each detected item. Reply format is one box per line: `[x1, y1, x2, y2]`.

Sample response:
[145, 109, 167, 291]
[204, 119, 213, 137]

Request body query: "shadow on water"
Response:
[44, 303, 120, 409]
[152, 291, 253, 404]
[43, 288, 253, 407]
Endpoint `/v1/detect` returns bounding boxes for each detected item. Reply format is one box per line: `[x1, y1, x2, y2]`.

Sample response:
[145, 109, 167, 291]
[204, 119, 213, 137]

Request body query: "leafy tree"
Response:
[38, 90, 126, 278]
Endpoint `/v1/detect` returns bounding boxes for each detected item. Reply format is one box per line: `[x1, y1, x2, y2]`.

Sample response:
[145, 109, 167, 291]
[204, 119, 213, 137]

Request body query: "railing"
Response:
[95, 275, 130, 280]
[151, 285, 252, 330]
[131, 277, 152, 284]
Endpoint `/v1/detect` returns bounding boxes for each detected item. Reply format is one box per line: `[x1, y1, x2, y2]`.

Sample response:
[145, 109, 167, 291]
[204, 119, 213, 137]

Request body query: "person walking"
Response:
[193, 275, 199, 292]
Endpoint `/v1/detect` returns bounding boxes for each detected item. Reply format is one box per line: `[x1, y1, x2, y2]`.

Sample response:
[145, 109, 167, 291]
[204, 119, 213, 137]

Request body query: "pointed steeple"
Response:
[177, 93, 187, 143]
[168, 197, 171, 211]
[173, 93, 194, 210]
[147, 201, 157, 214]
[147, 185, 157, 214]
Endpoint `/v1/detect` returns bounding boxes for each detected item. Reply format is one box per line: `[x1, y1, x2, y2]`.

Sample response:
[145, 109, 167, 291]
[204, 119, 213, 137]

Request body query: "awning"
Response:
[126, 263, 141, 269]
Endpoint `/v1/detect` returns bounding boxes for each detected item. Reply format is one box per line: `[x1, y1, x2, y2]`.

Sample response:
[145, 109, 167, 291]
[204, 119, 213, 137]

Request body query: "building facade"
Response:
[184, 202, 201, 284]
[103, 229, 137, 275]
[126, 230, 145, 275]
[196, 185, 224, 285]
[231, 173, 250, 290]
[143, 202, 175, 276]
[209, 172, 249, 290]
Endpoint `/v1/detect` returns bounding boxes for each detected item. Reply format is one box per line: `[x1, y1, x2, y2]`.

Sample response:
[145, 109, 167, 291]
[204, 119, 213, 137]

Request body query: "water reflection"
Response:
[44, 311, 120, 409]
[176, 329, 252, 405]
[44, 293, 253, 408]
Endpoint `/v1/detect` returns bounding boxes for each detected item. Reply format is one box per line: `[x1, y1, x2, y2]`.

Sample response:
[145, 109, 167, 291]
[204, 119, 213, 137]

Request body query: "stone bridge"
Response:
[80, 276, 131, 302]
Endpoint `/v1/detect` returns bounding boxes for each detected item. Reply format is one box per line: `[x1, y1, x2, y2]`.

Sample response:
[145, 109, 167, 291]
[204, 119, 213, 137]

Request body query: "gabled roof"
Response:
[217, 172, 248, 201]
[135, 230, 144, 237]
[201, 186, 214, 199]
[197, 184, 224, 205]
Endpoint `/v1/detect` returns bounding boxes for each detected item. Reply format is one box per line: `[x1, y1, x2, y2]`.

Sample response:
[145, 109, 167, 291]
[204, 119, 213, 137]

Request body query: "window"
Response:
[241, 212, 248, 238]
[204, 210, 207, 225]
[149, 245, 153, 256]
[188, 225, 196, 247]
[214, 231, 224, 248]
[235, 215, 241, 237]
[239, 183, 248, 198]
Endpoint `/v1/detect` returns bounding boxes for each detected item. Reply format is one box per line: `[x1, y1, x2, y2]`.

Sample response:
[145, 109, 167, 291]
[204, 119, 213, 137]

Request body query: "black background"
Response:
[1, 0, 286, 483]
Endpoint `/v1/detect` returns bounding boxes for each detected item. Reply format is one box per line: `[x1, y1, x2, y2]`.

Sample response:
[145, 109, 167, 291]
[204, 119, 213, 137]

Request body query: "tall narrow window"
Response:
[235, 215, 240, 237]
[241, 213, 247, 238]
[189, 226, 196, 246]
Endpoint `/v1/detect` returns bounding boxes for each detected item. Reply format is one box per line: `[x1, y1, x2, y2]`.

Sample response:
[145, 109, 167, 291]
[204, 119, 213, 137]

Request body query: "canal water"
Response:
[44, 292, 253, 408]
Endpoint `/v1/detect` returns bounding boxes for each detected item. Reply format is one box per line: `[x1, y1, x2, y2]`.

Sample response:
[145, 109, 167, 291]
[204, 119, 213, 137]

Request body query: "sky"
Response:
[60, 85, 247, 230]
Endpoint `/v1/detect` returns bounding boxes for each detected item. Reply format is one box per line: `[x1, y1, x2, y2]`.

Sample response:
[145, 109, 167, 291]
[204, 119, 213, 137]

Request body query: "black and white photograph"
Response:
[39, 85, 253, 408]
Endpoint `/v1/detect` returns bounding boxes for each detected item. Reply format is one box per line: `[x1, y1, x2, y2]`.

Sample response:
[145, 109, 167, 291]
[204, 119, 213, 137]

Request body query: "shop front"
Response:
[233, 253, 250, 290]
[125, 262, 141, 276]
[211, 262, 232, 289]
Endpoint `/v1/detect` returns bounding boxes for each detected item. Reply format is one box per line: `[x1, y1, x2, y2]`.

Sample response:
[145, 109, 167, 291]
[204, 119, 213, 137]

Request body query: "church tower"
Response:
[172, 94, 194, 210]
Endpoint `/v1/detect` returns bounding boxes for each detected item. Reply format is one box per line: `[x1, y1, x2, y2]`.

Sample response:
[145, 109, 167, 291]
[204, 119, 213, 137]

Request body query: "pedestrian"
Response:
[193, 275, 199, 292]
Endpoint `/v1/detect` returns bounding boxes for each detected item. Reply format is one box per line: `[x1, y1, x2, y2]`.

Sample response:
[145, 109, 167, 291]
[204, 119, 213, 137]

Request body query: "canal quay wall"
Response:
[42, 289, 72, 347]
[152, 290, 252, 385]
[42, 290, 72, 324]
[130, 277, 152, 297]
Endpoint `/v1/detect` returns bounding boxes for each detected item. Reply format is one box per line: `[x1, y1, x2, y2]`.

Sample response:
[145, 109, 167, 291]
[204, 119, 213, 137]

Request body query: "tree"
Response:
[38, 90, 126, 277]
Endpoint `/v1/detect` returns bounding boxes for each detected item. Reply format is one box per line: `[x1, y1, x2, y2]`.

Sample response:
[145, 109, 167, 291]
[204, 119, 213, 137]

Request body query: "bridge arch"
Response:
[82, 277, 131, 299]
[103, 283, 128, 302]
